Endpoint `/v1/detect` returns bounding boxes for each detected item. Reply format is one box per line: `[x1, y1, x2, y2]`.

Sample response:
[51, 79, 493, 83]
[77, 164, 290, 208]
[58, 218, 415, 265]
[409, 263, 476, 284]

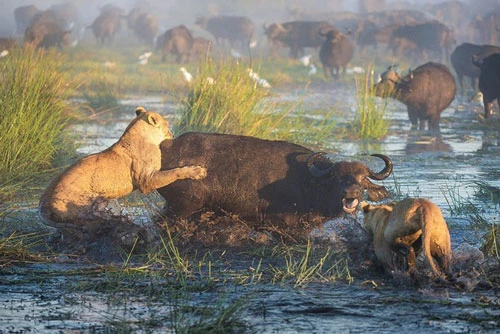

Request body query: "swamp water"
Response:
[1, 84, 500, 333]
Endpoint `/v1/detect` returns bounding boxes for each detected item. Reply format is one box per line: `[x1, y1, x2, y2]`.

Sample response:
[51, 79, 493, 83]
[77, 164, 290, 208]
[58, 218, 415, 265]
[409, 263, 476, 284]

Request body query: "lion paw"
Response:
[189, 166, 207, 180]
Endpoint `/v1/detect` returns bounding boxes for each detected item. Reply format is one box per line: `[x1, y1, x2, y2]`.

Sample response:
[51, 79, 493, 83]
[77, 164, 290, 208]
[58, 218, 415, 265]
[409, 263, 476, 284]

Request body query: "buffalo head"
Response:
[374, 66, 412, 98]
[307, 153, 393, 215]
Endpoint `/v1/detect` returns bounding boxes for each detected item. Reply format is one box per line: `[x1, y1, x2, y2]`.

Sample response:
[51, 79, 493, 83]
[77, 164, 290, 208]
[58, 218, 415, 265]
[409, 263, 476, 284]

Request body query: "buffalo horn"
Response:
[368, 154, 393, 180]
[307, 152, 333, 178]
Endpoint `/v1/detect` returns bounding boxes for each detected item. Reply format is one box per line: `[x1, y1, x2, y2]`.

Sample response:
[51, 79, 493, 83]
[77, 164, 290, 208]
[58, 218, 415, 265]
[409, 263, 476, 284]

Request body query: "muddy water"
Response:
[2, 85, 500, 332]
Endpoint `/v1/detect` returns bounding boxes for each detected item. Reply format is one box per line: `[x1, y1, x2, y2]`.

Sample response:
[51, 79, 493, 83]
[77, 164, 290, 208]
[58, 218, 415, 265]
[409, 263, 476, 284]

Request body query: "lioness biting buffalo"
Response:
[362, 198, 452, 278]
[39, 107, 207, 250]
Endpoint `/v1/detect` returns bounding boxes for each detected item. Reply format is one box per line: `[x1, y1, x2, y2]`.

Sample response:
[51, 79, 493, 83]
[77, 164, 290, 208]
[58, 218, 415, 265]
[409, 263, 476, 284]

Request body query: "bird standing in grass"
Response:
[300, 54, 312, 66]
[180, 67, 193, 83]
[138, 51, 153, 65]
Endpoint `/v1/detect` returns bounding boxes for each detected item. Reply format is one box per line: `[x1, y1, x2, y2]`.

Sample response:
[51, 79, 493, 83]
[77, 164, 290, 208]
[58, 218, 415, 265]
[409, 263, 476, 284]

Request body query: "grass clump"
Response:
[0, 232, 48, 266]
[0, 46, 75, 200]
[482, 223, 500, 258]
[270, 241, 352, 287]
[351, 69, 391, 140]
[175, 59, 338, 146]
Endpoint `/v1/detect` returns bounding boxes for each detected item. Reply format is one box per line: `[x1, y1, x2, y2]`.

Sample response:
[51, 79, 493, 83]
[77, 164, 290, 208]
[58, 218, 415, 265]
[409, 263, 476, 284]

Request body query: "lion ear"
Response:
[147, 113, 160, 127]
[135, 106, 147, 116]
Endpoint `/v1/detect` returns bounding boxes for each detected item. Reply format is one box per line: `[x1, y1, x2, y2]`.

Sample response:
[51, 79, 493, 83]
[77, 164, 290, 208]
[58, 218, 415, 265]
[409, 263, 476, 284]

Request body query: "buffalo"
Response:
[127, 9, 158, 46]
[157, 132, 393, 231]
[195, 15, 254, 47]
[24, 10, 72, 49]
[451, 43, 500, 94]
[264, 20, 336, 58]
[156, 25, 194, 63]
[389, 21, 455, 63]
[472, 53, 500, 119]
[14, 5, 41, 35]
[87, 6, 124, 45]
[374, 62, 456, 134]
[319, 28, 354, 79]
[190, 37, 212, 61]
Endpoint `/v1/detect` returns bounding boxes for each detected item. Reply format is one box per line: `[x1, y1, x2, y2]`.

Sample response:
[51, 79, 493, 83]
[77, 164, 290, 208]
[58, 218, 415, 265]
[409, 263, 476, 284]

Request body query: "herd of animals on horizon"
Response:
[3, 0, 500, 282]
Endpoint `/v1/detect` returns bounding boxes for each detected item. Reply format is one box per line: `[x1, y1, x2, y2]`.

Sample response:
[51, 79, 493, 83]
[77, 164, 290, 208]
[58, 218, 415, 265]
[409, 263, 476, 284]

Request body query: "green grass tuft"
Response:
[175, 59, 338, 147]
[351, 69, 391, 140]
[0, 46, 75, 199]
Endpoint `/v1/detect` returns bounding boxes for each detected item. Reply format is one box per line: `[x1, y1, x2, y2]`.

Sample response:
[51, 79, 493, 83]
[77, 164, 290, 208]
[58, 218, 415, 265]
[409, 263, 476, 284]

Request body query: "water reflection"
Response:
[405, 135, 452, 155]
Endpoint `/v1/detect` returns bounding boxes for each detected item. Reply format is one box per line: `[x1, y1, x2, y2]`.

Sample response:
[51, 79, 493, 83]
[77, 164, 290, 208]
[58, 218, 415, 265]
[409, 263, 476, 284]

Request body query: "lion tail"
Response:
[419, 204, 442, 276]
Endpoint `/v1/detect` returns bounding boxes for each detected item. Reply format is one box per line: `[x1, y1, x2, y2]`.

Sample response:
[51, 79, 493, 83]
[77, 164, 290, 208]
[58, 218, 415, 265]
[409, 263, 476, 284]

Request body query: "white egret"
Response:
[300, 54, 312, 66]
[180, 67, 193, 83]
[138, 51, 153, 65]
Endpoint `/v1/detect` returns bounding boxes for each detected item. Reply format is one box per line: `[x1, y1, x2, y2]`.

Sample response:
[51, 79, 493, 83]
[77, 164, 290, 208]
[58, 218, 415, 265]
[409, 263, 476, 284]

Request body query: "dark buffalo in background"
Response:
[451, 43, 500, 94]
[131, 12, 158, 46]
[319, 28, 354, 79]
[389, 21, 455, 63]
[156, 25, 194, 63]
[24, 10, 72, 49]
[471, 13, 500, 45]
[472, 53, 500, 119]
[87, 6, 124, 45]
[190, 37, 212, 61]
[429, 0, 471, 44]
[195, 15, 254, 47]
[374, 62, 456, 134]
[365, 9, 429, 27]
[158, 132, 393, 233]
[14, 4, 41, 35]
[264, 20, 337, 58]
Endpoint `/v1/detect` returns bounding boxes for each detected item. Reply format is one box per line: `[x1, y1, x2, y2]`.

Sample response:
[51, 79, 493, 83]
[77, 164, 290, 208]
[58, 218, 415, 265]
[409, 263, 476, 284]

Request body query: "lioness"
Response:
[362, 198, 452, 277]
[39, 107, 207, 244]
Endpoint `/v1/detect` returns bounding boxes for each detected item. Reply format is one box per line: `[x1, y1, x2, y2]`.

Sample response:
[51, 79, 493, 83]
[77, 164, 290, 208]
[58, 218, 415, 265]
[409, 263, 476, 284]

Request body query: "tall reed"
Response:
[0, 46, 74, 199]
[175, 59, 338, 145]
[351, 68, 391, 140]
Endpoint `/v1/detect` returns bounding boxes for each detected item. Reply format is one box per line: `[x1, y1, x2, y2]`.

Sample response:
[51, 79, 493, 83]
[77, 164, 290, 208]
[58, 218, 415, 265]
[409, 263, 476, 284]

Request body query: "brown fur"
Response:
[362, 198, 452, 277]
[39, 107, 207, 234]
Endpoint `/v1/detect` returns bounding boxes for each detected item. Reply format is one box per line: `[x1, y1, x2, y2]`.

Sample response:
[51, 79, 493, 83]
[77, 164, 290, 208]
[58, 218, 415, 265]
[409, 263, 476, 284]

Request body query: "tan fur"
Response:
[39, 107, 207, 227]
[362, 198, 452, 277]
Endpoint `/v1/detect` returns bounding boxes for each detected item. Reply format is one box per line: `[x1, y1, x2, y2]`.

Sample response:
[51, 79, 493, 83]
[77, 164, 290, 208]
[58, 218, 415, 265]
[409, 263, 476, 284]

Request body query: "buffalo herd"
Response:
[7, 2, 500, 249]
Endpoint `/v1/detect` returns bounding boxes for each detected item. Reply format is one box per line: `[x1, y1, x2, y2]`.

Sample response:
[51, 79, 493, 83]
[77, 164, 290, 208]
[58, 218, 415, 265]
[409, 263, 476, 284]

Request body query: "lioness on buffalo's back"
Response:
[39, 107, 207, 245]
[362, 198, 452, 278]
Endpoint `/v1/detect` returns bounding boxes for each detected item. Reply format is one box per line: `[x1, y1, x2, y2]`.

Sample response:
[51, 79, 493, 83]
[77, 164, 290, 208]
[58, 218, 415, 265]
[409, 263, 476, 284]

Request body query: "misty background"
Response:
[1, 0, 498, 47]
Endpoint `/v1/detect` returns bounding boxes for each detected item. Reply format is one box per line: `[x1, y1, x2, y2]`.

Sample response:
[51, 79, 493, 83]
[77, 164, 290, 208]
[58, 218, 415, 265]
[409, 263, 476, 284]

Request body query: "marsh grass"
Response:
[270, 241, 352, 287]
[440, 182, 478, 217]
[175, 59, 338, 146]
[0, 232, 48, 266]
[482, 223, 500, 258]
[351, 69, 391, 140]
[0, 46, 75, 199]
